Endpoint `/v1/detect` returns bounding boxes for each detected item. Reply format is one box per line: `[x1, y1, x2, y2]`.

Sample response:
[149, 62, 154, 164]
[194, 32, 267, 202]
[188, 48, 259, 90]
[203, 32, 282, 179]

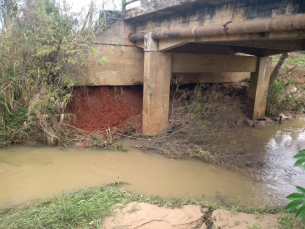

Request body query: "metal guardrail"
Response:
[122, 0, 140, 11]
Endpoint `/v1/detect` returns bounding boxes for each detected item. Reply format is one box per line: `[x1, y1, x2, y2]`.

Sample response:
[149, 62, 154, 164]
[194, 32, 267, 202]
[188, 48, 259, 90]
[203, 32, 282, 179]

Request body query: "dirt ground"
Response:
[102, 202, 283, 229]
[65, 86, 143, 133]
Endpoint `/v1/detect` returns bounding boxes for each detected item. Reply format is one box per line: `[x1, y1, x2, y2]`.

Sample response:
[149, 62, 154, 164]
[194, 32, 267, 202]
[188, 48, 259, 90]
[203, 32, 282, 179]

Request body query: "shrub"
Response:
[266, 79, 305, 117]
[0, 0, 107, 147]
[285, 150, 305, 220]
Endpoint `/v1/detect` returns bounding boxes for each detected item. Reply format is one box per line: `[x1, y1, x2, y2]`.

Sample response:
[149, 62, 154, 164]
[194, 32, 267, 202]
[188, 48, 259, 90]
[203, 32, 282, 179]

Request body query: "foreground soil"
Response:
[102, 202, 282, 229]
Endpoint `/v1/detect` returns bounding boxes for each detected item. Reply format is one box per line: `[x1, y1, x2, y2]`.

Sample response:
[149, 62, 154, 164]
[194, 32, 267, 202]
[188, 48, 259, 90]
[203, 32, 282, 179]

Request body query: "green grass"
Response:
[0, 187, 178, 229]
[286, 57, 305, 67]
[273, 56, 305, 68]
[278, 213, 305, 229]
[0, 186, 297, 229]
[272, 58, 280, 63]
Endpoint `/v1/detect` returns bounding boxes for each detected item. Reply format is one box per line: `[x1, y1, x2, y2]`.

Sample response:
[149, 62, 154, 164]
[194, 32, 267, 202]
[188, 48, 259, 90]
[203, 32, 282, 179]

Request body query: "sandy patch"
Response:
[211, 209, 280, 229]
[101, 203, 285, 229]
[102, 202, 207, 229]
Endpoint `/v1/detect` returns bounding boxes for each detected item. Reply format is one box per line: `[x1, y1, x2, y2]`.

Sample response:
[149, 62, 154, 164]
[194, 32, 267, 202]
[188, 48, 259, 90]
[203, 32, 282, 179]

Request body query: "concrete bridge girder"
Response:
[154, 32, 305, 54]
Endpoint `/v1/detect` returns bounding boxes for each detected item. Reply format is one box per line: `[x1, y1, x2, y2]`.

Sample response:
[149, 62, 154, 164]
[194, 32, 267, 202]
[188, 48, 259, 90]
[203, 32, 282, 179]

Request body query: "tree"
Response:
[269, 53, 289, 87]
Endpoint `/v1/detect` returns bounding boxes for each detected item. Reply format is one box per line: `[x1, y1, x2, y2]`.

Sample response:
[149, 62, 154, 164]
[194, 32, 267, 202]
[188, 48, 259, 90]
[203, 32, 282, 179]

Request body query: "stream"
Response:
[0, 119, 304, 209]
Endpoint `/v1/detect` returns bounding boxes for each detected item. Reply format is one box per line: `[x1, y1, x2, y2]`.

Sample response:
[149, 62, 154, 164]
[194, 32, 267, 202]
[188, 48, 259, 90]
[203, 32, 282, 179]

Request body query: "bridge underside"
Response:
[73, 0, 305, 135]
[140, 35, 276, 135]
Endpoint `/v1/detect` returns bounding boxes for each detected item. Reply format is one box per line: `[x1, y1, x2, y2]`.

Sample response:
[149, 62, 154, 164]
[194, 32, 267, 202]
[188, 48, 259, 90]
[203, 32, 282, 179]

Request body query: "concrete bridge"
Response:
[73, 0, 305, 135]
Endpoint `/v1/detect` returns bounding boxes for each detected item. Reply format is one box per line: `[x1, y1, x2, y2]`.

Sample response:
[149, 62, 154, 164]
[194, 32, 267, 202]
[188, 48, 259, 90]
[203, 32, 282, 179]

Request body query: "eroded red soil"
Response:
[66, 86, 143, 133]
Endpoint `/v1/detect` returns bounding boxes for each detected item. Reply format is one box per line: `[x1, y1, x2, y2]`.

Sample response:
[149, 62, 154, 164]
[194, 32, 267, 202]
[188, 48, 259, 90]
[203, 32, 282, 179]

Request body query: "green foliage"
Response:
[286, 57, 305, 68]
[97, 57, 109, 65]
[0, 106, 28, 147]
[266, 77, 305, 117]
[0, 185, 289, 229]
[272, 58, 280, 63]
[294, 150, 305, 169]
[0, 188, 126, 229]
[278, 213, 301, 229]
[0, 0, 108, 146]
[0, 187, 175, 229]
[244, 77, 250, 83]
[113, 141, 128, 152]
[285, 150, 305, 220]
[273, 56, 305, 68]
[3, 106, 27, 128]
[266, 80, 285, 116]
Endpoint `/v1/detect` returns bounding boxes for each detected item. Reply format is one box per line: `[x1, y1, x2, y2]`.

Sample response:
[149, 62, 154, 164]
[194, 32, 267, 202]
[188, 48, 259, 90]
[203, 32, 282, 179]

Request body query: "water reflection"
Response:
[253, 120, 305, 206]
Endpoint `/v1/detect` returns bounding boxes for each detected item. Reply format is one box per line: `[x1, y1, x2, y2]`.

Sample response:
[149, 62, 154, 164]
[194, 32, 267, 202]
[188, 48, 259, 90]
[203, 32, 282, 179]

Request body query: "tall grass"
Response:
[267, 79, 305, 116]
[0, 0, 122, 147]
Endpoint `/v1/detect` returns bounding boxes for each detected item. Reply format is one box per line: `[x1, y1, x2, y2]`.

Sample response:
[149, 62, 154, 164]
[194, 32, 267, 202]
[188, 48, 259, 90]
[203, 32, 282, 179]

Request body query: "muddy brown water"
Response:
[0, 120, 305, 209]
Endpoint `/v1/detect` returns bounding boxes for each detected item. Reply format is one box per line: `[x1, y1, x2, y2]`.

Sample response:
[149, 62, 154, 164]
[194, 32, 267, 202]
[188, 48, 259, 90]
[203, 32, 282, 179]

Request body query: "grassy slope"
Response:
[0, 186, 300, 229]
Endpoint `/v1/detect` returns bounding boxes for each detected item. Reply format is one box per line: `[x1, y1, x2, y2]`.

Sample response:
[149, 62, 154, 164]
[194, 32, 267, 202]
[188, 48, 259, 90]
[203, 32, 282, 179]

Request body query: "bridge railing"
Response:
[122, 0, 140, 11]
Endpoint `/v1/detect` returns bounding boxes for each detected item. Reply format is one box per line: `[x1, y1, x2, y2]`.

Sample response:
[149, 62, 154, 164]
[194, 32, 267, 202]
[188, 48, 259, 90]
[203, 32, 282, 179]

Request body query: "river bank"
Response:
[1, 107, 305, 229]
[0, 187, 303, 229]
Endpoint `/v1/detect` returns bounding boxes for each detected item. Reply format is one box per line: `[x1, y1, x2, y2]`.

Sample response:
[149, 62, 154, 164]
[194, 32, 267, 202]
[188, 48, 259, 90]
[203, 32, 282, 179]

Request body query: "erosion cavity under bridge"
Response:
[71, 0, 305, 135]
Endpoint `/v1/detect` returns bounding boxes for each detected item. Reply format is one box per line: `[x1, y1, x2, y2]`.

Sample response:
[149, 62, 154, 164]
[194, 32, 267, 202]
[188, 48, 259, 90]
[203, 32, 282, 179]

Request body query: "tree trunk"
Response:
[269, 53, 289, 87]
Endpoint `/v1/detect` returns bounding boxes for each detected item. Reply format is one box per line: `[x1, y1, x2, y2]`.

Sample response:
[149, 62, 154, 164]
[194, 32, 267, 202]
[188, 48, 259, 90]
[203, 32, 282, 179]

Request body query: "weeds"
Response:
[278, 213, 305, 229]
[0, 186, 296, 229]
[273, 55, 305, 68]
[0, 0, 114, 148]
[0, 187, 174, 229]
[286, 57, 305, 68]
[113, 141, 128, 152]
[0, 188, 127, 229]
[90, 128, 128, 152]
[267, 70, 305, 116]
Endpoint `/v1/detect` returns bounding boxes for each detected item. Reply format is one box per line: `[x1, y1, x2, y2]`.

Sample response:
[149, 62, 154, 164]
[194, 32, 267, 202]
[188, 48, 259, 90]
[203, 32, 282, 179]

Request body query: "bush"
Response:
[266, 80, 285, 116]
[266, 78, 305, 117]
[0, 0, 107, 147]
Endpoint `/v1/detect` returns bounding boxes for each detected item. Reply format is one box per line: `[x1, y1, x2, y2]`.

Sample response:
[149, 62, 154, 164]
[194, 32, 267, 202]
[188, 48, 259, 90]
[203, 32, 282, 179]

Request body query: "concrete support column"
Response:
[142, 33, 172, 135]
[247, 57, 272, 120]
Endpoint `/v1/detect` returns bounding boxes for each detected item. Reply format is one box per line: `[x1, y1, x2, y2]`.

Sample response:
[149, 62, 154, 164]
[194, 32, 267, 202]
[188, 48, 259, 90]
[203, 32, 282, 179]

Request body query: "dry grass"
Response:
[140, 83, 263, 169]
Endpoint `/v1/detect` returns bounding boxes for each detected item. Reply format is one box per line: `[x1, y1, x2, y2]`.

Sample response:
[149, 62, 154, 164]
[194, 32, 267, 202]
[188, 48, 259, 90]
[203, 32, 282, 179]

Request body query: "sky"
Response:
[64, 0, 140, 12]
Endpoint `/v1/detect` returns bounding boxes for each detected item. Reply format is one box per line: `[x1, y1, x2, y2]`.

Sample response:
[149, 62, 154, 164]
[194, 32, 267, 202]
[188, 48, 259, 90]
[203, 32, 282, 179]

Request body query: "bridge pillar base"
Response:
[247, 57, 272, 120]
[142, 52, 172, 135]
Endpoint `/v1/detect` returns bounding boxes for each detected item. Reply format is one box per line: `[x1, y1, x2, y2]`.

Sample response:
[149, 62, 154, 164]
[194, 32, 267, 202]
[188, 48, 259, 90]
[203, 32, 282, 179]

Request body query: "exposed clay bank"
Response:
[0, 120, 305, 209]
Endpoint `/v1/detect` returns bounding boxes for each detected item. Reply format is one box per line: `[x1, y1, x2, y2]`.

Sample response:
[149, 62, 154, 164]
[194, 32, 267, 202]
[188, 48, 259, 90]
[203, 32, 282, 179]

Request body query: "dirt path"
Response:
[102, 202, 281, 229]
